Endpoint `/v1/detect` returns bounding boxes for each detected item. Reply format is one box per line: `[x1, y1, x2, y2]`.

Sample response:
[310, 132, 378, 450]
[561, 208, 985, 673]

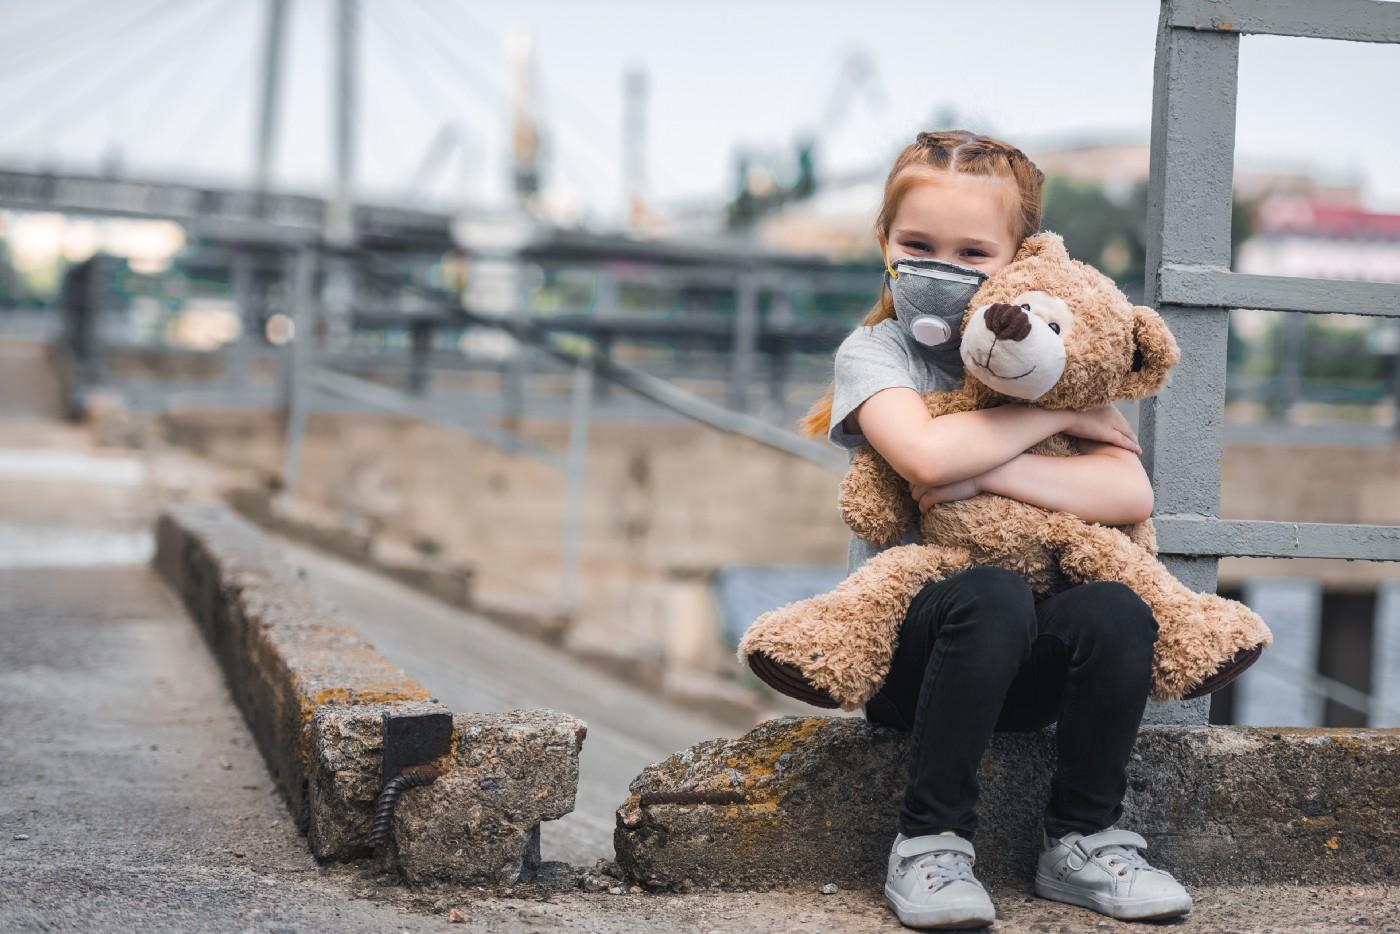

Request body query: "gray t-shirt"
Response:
[827, 319, 965, 574]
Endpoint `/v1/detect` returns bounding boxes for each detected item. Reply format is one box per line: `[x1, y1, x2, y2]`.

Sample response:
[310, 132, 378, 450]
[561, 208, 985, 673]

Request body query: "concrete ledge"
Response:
[614, 716, 1400, 890]
[154, 503, 586, 883]
[155, 504, 429, 830]
[307, 703, 585, 884]
[393, 709, 586, 884]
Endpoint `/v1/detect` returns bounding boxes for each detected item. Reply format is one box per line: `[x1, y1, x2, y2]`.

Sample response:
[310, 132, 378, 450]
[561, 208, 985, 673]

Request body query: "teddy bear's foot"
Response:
[1180, 644, 1263, 699]
[1151, 590, 1273, 701]
[747, 652, 839, 708]
[739, 543, 973, 709]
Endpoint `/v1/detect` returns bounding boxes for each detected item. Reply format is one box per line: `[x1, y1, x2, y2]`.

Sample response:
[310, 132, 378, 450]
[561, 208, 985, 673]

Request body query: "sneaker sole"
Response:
[1034, 872, 1192, 921]
[884, 885, 996, 929]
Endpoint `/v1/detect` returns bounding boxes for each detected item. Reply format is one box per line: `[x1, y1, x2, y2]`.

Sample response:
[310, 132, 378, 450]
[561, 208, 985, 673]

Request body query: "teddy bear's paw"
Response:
[1180, 644, 1264, 700]
[1150, 592, 1272, 700]
[746, 651, 840, 708]
[738, 595, 898, 710]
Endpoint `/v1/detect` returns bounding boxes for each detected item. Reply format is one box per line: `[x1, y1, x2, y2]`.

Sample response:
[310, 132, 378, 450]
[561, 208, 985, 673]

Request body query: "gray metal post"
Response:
[323, 0, 359, 350]
[331, 0, 357, 243]
[560, 357, 594, 613]
[254, 0, 288, 198]
[594, 270, 618, 401]
[728, 273, 760, 411]
[228, 254, 256, 392]
[767, 286, 794, 421]
[1278, 311, 1305, 420]
[280, 248, 317, 494]
[407, 319, 432, 395]
[1372, 581, 1400, 727]
[1235, 579, 1323, 726]
[1139, 4, 1241, 726]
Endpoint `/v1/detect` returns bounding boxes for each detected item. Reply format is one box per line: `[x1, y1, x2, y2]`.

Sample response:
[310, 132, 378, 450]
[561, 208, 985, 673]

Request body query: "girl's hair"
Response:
[798, 130, 1046, 438]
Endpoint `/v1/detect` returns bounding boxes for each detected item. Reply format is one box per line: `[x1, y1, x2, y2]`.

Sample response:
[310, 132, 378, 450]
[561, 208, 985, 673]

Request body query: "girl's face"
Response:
[885, 171, 1021, 276]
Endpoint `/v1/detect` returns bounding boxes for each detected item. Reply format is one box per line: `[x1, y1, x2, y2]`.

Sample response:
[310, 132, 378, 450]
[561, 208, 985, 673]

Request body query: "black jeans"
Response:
[864, 565, 1158, 841]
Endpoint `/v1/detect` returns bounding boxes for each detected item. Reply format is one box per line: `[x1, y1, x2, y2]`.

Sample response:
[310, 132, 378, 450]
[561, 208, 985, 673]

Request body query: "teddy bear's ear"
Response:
[1011, 231, 1069, 265]
[1119, 305, 1181, 399]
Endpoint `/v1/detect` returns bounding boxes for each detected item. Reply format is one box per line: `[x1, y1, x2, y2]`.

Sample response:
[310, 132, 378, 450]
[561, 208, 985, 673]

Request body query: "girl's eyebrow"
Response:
[893, 229, 1000, 249]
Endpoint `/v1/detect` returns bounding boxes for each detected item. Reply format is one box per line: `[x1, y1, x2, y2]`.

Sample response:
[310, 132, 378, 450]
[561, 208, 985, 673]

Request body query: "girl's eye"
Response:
[963, 249, 988, 258]
[905, 241, 929, 251]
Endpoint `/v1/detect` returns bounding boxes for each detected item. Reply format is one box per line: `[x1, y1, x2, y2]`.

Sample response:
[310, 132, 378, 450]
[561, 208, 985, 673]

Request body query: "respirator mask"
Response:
[884, 254, 989, 348]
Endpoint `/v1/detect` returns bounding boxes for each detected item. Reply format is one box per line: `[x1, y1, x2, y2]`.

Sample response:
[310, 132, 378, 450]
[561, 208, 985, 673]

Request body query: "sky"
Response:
[1, 0, 1398, 226]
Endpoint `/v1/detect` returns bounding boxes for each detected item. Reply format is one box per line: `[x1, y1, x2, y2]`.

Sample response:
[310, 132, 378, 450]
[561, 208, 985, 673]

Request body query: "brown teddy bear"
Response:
[741, 232, 1271, 710]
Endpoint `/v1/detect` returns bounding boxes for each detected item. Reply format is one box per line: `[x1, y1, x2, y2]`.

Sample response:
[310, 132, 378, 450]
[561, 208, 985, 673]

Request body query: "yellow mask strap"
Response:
[883, 249, 899, 280]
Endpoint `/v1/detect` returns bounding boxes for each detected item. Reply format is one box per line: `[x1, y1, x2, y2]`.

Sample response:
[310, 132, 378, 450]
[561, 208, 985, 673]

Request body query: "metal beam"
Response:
[1159, 265, 1400, 317]
[1155, 515, 1400, 561]
[0, 169, 451, 244]
[1168, 0, 1400, 43]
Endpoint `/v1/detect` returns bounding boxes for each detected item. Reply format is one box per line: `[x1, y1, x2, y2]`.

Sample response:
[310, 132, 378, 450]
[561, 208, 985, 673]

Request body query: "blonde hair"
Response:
[799, 130, 1046, 438]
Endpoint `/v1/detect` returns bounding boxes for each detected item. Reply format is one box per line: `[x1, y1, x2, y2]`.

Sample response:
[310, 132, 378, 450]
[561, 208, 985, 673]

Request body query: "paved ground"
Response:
[4, 338, 1400, 932]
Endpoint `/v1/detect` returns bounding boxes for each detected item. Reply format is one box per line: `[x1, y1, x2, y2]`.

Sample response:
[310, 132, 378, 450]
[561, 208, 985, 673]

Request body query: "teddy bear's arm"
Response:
[1122, 518, 1158, 556]
[838, 387, 982, 546]
[840, 448, 918, 547]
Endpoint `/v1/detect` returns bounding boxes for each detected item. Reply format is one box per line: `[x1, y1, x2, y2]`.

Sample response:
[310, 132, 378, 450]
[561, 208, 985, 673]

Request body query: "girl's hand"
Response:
[909, 476, 983, 512]
[1062, 405, 1142, 454]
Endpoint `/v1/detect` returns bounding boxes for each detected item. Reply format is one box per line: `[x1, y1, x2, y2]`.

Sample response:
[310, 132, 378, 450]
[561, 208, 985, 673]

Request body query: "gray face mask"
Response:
[884, 257, 989, 348]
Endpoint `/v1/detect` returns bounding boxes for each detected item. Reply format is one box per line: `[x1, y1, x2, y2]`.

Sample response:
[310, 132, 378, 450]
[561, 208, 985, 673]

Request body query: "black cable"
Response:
[366, 767, 439, 852]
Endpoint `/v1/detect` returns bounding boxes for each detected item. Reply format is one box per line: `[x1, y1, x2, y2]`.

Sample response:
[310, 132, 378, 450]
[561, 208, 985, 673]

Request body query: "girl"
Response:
[803, 131, 1192, 930]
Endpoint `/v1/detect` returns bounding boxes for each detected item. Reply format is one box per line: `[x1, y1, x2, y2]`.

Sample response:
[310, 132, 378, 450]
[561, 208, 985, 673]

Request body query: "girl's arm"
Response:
[919, 441, 1155, 526]
[852, 388, 1140, 488]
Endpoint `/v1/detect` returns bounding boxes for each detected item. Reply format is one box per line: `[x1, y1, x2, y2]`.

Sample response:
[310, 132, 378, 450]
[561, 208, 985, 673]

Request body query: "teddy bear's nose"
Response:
[985, 302, 1032, 341]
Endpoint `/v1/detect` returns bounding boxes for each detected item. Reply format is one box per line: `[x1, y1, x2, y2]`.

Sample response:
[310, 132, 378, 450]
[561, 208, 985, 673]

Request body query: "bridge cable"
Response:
[0, 0, 227, 151]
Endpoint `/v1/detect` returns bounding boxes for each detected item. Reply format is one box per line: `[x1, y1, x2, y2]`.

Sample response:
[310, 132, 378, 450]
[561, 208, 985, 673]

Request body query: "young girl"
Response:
[803, 131, 1193, 930]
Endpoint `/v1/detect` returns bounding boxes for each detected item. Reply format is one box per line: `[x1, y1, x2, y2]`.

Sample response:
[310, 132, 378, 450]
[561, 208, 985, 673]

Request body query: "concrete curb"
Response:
[615, 716, 1400, 890]
[154, 503, 585, 883]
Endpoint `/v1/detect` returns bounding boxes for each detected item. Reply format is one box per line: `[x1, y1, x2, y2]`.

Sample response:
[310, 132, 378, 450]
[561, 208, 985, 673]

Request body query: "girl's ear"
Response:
[1119, 305, 1182, 399]
[1011, 231, 1069, 264]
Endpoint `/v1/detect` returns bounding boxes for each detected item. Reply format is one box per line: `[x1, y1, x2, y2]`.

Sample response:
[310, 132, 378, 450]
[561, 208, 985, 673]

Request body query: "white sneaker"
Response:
[884, 832, 996, 930]
[1035, 827, 1192, 921]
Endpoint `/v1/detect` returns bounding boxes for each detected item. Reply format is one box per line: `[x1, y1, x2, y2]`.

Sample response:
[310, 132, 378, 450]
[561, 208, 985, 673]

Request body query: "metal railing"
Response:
[1140, 0, 1400, 724]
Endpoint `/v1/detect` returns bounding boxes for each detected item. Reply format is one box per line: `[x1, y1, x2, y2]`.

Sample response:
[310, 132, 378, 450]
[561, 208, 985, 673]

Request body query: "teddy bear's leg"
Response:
[739, 543, 972, 710]
[1040, 515, 1272, 701]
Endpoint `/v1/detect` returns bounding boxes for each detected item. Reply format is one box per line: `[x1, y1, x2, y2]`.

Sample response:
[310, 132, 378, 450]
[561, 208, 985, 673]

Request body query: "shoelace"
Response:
[1093, 843, 1160, 878]
[913, 851, 979, 891]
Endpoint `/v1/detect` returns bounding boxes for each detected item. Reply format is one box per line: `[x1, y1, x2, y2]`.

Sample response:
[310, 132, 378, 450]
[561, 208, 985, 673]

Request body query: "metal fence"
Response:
[1140, 0, 1400, 725]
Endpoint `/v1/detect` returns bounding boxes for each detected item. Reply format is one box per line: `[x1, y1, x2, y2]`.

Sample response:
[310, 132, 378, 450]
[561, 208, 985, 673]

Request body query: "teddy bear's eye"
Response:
[1020, 303, 1031, 311]
[1048, 322, 1061, 334]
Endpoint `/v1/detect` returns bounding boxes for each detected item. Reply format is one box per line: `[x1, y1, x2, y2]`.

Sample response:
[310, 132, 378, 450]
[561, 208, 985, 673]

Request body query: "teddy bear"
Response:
[740, 232, 1271, 710]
